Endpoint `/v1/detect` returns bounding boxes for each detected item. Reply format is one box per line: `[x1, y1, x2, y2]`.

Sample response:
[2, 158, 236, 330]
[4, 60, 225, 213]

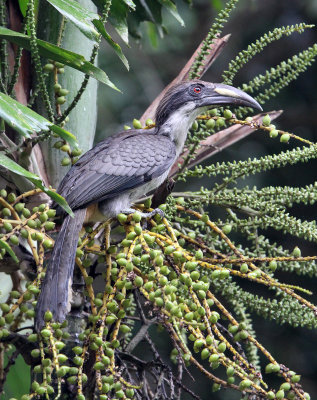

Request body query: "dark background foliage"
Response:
[96, 1, 317, 398]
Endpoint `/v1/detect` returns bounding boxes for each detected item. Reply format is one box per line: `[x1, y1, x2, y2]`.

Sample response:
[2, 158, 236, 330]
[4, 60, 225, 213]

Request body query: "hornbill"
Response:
[35, 80, 262, 330]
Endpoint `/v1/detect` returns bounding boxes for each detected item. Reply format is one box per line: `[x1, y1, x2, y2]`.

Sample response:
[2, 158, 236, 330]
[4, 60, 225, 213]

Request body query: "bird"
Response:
[35, 80, 262, 330]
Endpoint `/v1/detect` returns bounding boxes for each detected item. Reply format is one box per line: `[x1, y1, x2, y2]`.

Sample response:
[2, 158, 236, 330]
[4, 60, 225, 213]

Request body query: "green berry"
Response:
[269, 260, 277, 272]
[206, 119, 215, 129]
[44, 221, 55, 231]
[269, 129, 279, 138]
[292, 246, 301, 257]
[132, 119, 142, 129]
[43, 63, 54, 72]
[280, 382, 291, 391]
[117, 213, 127, 224]
[10, 235, 19, 245]
[239, 379, 252, 390]
[61, 157, 71, 166]
[3, 222, 13, 231]
[0, 189, 7, 198]
[145, 118, 154, 126]
[191, 120, 198, 131]
[223, 109, 232, 119]
[262, 114, 271, 126]
[58, 88, 69, 96]
[2, 207, 11, 217]
[240, 263, 248, 273]
[7, 193, 16, 203]
[216, 117, 225, 128]
[222, 224, 232, 234]
[280, 133, 290, 143]
[56, 96, 66, 105]
[14, 202, 24, 212]
[276, 390, 284, 400]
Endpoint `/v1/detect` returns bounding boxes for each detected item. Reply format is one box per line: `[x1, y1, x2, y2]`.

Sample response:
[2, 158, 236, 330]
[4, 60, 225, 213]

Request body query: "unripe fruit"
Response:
[216, 117, 225, 128]
[276, 390, 284, 400]
[3, 222, 13, 231]
[265, 363, 280, 374]
[134, 276, 143, 287]
[206, 118, 215, 129]
[10, 235, 19, 245]
[218, 342, 226, 352]
[2, 207, 11, 217]
[240, 263, 248, 273]
[133, 119, 142, 129]
[212, 383, 221, 392]
[280, 133, 290, 143]
[56, 96, 66, 105]
[209, 311, 220, 324]
[292, 246, 301, 257]
[117, 213, 127, 224]
[44, 311, 53, 322]
[280, 382, 291, 391]
[222, 224, 232, 234]
[239, 379, 252, 390]
[145, 118, 154, 126]
[291, 374, 301, 383]
[269, 260, 277, 272]
[44, 63, 54, 72]
[57, 68, 65, 74]
[223, 109, 232, 119]
[7, 193, 16, 203]
[191, 120, 199, 131]
[43, 239, 53, 249]
[61, 157, 71, 166]
[201, 348, 210, 360]
[270, 129, 279, 138]
[59, 88, 69, 96]
[0, 189, 7, 198]
[60, 144, 70, 152]
[262, 114, 271, 126]
[226, 366, 235, 377]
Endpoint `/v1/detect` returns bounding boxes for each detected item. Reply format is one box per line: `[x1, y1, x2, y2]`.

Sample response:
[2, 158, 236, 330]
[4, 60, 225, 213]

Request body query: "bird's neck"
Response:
[156, 103, 204, 156]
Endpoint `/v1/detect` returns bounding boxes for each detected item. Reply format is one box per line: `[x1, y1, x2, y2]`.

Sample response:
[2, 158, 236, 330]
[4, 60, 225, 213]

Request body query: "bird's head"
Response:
[155, 80, 262, 136]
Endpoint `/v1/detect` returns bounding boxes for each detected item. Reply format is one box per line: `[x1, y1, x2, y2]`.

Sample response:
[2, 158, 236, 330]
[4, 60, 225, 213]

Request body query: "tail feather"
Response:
[35, 208, 86, 330]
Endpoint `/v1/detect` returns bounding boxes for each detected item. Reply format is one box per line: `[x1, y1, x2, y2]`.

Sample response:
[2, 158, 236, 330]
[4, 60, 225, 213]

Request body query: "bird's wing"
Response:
[58, 130, 176, 210]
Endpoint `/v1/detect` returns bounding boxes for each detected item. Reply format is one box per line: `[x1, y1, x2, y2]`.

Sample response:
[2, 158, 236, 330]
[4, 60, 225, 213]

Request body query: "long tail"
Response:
[35, 208, 86, 331]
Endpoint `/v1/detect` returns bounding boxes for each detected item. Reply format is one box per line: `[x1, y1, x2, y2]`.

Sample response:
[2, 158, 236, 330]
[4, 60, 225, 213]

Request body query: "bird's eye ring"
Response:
[193, 86, 201, 94]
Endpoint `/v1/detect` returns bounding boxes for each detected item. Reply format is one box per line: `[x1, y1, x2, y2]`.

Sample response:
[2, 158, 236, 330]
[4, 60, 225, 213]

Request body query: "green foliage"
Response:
[222, 23, 314, 85]
[189, 0, 239, 79]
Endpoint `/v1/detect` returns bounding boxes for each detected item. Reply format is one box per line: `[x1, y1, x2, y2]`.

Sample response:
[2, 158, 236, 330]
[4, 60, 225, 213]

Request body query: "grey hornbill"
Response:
[35, 80, 262, 330]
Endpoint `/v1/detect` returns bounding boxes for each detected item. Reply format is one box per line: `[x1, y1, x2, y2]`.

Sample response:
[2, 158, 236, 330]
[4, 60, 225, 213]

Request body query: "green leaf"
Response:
[123, 0, 136, 9]
[0, 92, 48, 138]
[0, 92, 77, 146]
[46, 0, 100, 42]
[109, 0, 129, 45]
[18, 0, 28, 17]
[50, 125, 77, 147]
[0, 27, 118, 89]
[157, 0, 184, 26]
[0, 240, 19, 264]
[0, 153, 74, 217]
[92, 0, 135, 11]
[46, 0, 128, 69]
[93, 20, 129, 69]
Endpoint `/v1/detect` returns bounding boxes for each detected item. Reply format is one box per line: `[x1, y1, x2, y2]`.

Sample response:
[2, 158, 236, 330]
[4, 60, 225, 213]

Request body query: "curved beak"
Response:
[201, 82, 263, 111]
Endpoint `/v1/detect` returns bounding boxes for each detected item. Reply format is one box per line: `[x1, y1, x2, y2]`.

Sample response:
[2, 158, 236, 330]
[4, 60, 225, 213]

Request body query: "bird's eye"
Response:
[193, 86, 202, 94]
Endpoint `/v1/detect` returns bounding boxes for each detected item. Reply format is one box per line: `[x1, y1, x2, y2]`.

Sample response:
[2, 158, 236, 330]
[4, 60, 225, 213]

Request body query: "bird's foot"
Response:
[141, 208, 165, 219]
[121, 207, 165, 220]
